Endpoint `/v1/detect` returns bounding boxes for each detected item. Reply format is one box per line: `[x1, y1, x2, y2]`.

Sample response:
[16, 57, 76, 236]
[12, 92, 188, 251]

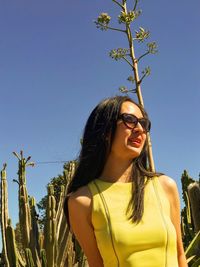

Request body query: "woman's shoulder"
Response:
[158, 175, 177, 190]
[68, 185, 92, 211]
[157, 174, 179, 200]
[67, 186, 93, 236]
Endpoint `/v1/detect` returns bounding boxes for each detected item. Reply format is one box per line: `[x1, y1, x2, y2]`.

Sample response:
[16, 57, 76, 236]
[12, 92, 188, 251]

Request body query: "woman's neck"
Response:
[99, 155, 133, 183]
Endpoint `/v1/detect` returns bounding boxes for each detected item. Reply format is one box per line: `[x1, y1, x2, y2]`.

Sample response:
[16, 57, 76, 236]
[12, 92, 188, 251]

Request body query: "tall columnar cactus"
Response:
[56, 161, 76, 266]
[1, 165, 26, 267]
[13, 151, 34, 249]
[44, 185, 57, 267]
[64, 161, 76, 189]
[1, 216, 25, 266]
[25, 248, 35, 267]
[181, 170, 195, 248]
[187, 182, 200, 233]
[0, 164, 10, 267]
[40, 249, 47, 267]
[181, 169, 200, 266]
[13, 151, 41, 266]
[186, 182, 200, 265]
[6, 219, 19, 267]
[0, 152, 87, 267]
[29, 197, 41, 267]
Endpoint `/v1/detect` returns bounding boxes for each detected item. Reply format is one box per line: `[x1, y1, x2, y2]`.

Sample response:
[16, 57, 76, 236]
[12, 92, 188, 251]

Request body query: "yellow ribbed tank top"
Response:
[87, 177, 178, 267]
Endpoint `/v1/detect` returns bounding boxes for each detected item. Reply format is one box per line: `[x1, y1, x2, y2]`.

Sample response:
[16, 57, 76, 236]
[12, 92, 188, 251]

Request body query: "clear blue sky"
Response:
[0, 0, 200, 244]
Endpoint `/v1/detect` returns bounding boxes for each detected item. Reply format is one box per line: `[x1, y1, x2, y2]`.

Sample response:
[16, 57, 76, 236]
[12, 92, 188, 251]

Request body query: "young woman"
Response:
[64, 95, 188, 267]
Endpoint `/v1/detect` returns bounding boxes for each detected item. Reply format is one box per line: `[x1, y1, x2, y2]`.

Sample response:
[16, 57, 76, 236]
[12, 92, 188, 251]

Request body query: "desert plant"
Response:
[0, 153, 87, 267]
[181, 170, 200, 266]
[95, 0, 158, 171]
[0, 163, 10, 267]
[188, 182, 200, 232]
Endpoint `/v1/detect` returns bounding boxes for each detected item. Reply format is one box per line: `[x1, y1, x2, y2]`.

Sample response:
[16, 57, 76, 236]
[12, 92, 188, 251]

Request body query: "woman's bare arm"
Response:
[159, 175, 188, 267]
[68, 186, 104, 267]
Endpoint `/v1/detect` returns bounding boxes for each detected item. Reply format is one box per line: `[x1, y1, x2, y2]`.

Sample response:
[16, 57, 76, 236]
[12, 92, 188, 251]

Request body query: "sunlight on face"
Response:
[110, 101, 147, 161]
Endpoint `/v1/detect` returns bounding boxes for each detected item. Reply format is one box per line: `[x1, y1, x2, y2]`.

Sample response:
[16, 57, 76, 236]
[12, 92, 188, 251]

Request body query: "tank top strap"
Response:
[87, 180, 99, 196]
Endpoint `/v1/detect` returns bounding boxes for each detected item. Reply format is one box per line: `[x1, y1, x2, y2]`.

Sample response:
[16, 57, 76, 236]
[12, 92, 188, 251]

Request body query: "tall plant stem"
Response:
[123, 1, 155, 172]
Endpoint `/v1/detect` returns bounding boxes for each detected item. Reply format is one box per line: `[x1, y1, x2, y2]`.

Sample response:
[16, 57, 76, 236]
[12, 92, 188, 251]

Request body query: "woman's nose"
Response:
[132, 122, 145, 133]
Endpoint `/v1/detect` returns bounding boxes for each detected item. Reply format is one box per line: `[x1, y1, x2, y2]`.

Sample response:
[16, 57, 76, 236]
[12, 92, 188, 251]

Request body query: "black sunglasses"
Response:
[118, 113, 151, 132]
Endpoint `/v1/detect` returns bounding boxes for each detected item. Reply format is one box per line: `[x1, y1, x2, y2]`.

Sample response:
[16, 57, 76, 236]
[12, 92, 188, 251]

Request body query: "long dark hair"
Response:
[64, 95, 162, 223]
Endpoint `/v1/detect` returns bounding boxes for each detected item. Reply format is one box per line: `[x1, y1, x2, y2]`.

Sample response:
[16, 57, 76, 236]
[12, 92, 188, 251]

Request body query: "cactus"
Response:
[0, 165, 26, 267]
[6, 219, 19, 267]
[57, 161, 78, 266]
[25, 248, 35, 267]
[181, 170, 195, 206]
[181, 169, 200, 266]
[0, 153, 87, 267]
[185, 231, 200, 266]
[39, 232, 44, 251]
[181, 170, 196, 248]
[13, 151, 32, 249]
[44, 185, 57, 267]
[188, 182, 200, 232]
[29, 197, 41, 267]
[13, 151, 42, 266]
[40, 249, 47, 267]
[0, 164, 10, 267]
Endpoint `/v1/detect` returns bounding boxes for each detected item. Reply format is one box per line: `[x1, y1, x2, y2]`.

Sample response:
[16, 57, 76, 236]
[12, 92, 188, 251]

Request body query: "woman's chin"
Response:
[127, 148, 142, 159]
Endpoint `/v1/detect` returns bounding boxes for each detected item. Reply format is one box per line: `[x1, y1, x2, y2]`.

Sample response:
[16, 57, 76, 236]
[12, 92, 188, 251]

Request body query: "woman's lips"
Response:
[128, 138, 142, 147]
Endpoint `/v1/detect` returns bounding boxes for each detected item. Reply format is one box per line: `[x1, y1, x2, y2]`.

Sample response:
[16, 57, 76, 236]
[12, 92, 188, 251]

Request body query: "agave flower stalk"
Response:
[95, 0, 158, 171]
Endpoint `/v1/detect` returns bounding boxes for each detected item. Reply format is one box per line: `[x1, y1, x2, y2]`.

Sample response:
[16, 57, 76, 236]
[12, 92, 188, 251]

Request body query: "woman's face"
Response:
[110, 101, 147, 161]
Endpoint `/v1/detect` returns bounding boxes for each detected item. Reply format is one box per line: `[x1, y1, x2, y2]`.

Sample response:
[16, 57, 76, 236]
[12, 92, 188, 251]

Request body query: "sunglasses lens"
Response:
[122, 114, 138, 128]
[139, 119, 151, 132]
[121, 113, 151, 132]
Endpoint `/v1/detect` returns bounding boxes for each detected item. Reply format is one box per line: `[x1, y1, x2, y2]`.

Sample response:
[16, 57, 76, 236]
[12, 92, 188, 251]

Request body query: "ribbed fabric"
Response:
[87, 177, 178, 267]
